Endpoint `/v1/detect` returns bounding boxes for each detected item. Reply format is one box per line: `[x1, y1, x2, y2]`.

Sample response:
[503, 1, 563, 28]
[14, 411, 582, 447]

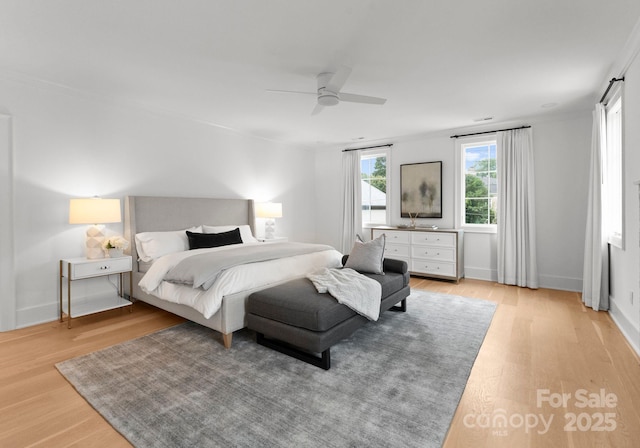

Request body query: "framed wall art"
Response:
[400, 161, 442, 219]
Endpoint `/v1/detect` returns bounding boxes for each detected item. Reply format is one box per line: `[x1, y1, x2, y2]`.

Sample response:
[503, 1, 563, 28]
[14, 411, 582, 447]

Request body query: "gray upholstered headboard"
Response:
[124, 196, 256, 265]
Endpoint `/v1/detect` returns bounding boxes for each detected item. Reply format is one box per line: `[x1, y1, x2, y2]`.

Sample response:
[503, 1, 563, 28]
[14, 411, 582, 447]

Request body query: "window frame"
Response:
[360, 148, 390, 226]
[604, 85, 624, 249]
[455, 134, 498, 233]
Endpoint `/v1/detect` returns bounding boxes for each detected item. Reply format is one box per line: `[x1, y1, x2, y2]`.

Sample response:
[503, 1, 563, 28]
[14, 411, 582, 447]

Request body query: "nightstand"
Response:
[257, 237, 289, 243]
[59, 256, 133, 328]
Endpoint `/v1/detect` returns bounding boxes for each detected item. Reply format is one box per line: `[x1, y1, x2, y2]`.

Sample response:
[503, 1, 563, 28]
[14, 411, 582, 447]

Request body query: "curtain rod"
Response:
[450, 125, 530, 139]
[599, 77, 625, 104]
[342, 143, 393, 152]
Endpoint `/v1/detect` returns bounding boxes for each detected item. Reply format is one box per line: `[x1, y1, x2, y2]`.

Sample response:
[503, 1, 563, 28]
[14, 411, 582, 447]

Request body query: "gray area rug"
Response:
[56, 290, 496, 448]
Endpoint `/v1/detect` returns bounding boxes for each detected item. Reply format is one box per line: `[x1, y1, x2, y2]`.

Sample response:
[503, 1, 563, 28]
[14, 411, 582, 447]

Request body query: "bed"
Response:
[123, 196, 342, 348]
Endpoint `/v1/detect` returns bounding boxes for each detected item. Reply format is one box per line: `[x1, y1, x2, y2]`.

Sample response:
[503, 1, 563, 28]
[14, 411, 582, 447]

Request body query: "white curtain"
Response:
[497, 128, 539, 288]
[340, 150, 362, 254]
[581, 104, 609, 311]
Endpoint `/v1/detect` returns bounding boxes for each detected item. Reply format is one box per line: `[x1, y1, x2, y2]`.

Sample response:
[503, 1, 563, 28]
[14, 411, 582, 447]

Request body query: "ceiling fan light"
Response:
[318, 92, 339, 106]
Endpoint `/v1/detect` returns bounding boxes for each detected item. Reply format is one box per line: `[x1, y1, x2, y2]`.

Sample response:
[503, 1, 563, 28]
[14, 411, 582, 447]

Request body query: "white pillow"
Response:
[135, 226, 202, 262]
[202, 224, 258, 243]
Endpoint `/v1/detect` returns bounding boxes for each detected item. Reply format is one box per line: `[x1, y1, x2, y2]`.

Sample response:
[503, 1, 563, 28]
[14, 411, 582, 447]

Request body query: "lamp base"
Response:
[86, 225, 106, 259]
[264, 219, 276, 239]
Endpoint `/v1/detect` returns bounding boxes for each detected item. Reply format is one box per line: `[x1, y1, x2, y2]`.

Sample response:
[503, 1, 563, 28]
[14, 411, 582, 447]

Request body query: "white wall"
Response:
[608, 48, 640, 354]
[0, 75, 317, 329]
[315, 112, 592, 292]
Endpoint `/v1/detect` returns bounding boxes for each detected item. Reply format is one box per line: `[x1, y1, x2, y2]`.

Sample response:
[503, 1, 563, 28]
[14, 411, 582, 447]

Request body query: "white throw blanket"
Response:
[307, 268, 382, 321]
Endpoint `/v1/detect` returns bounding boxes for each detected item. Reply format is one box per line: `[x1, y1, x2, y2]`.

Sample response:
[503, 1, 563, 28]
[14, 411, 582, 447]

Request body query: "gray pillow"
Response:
[344, 233, 386, 274]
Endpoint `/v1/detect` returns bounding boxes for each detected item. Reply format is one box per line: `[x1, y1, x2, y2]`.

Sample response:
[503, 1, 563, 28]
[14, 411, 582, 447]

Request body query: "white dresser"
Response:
[371, 227, 464, 282]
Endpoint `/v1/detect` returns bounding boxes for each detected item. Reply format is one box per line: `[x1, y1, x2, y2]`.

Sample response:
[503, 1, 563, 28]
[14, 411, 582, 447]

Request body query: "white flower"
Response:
[102, 236, 129, 250]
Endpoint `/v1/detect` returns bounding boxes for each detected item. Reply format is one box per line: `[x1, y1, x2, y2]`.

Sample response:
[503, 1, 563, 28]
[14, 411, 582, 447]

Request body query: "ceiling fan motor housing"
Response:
[317, 89, 339, 106]
[316, 72, 339, 106]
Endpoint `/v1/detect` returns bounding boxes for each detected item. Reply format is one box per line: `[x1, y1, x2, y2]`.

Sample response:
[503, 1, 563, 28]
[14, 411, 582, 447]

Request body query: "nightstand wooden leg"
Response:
[59, 260, 63, 323]
[67, 263, 72, 329]
[128, 271, 133, 312]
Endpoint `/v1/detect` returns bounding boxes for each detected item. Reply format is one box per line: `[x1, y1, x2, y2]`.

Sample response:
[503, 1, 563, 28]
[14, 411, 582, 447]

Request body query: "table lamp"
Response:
[256, 202, 282, 239]
[69, 197, 122, 259]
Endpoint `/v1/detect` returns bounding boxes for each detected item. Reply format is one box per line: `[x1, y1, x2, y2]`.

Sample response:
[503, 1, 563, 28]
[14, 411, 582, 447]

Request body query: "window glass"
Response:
[605, 94, 623, 248]
[462, 141, 497, 225]
[361, 152, 388, 224]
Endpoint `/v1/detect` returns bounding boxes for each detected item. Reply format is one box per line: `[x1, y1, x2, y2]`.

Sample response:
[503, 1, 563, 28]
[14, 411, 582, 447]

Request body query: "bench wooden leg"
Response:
[256, 333, 331, 370]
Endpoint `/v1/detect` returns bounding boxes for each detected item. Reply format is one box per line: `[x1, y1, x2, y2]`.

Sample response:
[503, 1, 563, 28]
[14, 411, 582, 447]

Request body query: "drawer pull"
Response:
[99, 265, 110, 270]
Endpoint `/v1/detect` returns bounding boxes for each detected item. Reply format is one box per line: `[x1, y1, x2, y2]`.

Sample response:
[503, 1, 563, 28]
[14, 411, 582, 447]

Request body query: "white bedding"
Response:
[139, 242, 342, 318]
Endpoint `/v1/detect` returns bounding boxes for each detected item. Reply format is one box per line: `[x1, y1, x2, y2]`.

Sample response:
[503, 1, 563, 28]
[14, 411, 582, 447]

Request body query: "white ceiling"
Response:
[1, 0, 640, 147]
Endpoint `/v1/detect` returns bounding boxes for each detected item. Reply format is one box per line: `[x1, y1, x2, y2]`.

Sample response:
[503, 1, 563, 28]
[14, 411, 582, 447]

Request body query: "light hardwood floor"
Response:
[1, 278, 639, 447]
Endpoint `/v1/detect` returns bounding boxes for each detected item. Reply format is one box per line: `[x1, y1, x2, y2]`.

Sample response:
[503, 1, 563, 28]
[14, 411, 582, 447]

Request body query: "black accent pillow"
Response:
[186, 228, 243, 250]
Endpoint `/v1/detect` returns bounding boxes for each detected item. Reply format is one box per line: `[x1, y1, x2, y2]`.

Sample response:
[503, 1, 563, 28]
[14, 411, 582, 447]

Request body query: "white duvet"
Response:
[139, 243, 343, 319]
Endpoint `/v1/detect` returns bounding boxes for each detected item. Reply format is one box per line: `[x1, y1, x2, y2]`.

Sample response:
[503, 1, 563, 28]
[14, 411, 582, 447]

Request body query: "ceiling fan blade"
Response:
[266, 89, 316, 96]
[311, 103, 324, 115]
[325, 65, 352, 92]
[339, 92, 387, 105]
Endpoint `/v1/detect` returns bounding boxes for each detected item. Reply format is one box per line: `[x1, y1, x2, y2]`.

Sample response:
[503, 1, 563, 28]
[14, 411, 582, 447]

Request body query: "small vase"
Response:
[408, 212, 417, 228]
[108, 248, 123, 258]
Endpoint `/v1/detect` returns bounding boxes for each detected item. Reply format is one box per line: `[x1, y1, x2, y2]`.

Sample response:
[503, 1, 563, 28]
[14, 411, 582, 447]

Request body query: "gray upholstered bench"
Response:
[246, 257, 410, 369]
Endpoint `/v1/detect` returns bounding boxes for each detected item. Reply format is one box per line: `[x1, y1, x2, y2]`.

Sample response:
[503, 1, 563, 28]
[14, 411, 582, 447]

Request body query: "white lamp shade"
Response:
[69, 198, 122, 224]
[256, 202, 282, 219]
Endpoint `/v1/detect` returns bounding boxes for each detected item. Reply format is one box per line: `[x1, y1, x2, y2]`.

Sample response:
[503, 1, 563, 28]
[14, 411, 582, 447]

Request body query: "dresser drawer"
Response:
[411, 246, 456, 262]
[65, 257, 133, 280]
[384, 243, 411, 258]
[411, 232, 456, 247]
[373, 229, 410, 244]
[411, 260, 456, 277]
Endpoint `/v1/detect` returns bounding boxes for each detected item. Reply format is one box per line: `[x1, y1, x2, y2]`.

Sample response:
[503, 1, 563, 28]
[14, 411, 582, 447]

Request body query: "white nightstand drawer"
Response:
[411, 260, 456, 277]
[384, 243, 410, 258]
[411, 232, 455, 247]
[411, 246, 456, 262]
[64, 257, 132, 280]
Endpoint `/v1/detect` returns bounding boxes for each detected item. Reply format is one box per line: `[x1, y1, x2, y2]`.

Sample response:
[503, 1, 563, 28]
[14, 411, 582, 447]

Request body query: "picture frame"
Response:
[400, 161, 442, 219]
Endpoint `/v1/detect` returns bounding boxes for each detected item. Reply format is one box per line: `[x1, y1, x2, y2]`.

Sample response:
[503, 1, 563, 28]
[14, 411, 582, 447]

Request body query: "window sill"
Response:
[609, 235, 624, 250]
[461, 225, 497, 234]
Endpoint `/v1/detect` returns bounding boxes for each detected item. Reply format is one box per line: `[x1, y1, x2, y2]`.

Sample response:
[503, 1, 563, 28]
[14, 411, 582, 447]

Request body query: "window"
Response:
[458, 138, 498, 228]
[604, 90, 623, 248]
[361, 150, 389, 225]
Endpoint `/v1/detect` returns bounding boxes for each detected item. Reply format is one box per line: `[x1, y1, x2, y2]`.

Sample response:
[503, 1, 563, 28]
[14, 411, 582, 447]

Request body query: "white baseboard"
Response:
[538, 274, 582, 292]
[16, 302, 59, 329]
[608, 299, 640, 358]
[463, 267, 497, 282]
[463, 267, 581, 292]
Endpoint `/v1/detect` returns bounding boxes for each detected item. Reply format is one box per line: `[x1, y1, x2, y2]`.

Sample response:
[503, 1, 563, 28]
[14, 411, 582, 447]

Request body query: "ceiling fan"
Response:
[267, 66, 387, 115]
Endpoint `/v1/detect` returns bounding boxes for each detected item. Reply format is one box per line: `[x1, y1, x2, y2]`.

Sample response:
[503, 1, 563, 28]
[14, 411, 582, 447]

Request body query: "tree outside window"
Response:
[463, 142, 497, 225]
